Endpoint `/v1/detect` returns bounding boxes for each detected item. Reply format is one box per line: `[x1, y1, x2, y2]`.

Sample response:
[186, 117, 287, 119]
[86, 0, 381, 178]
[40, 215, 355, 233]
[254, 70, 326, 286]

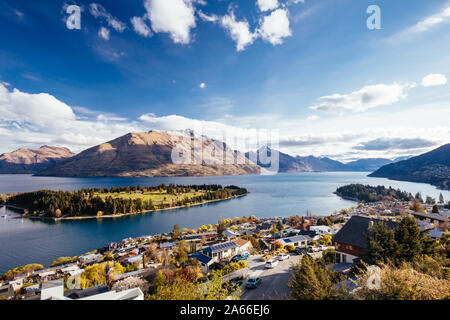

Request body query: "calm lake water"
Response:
[1, 172, 449, 273]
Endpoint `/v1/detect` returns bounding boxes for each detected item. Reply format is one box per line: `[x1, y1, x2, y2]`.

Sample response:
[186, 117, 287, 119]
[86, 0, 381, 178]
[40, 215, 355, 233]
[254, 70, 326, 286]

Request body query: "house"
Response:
[39, 280, 144, 300]
[310, 225, 335, 235]
[190, 241, 240, 274]
[160, 241, 178, 249]
[223, 229, 239, 240]
[122, 254, 143, 266]
[189, 252, 215, 274]
[233, 238, 253, 253]
[410, 211, 449, 229]
[78, 253, 103, 265]
[202, 241, 239, 260]
[332, 216, 398, 264]
[277, 235, 309, 248]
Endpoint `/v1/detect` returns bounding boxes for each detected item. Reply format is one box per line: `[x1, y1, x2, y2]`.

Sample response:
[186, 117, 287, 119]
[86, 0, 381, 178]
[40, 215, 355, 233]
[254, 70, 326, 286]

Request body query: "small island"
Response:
[4, 184, 248, 221]
[335, 184, 414, 203]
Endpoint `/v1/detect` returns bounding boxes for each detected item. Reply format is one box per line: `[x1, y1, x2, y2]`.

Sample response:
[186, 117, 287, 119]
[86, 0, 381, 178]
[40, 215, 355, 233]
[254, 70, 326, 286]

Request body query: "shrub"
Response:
[286, 245, 296, 253]
[353, 261, 450, 300]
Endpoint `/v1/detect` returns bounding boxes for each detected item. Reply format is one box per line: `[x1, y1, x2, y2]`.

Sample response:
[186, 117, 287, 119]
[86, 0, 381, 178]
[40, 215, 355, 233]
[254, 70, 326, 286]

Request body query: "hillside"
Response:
[37, 130, 261, 177]
[245, 147, 391, 172]
[345, 158, 393, 172]
[0, 146, 74, 174]
[369, 144, 450, 190]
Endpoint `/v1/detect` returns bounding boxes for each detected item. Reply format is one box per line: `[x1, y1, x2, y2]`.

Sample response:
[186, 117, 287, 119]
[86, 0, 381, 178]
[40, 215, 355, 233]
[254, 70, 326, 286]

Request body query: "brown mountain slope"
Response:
[37, 130, 261, 177]
[0, 146, 75, 174]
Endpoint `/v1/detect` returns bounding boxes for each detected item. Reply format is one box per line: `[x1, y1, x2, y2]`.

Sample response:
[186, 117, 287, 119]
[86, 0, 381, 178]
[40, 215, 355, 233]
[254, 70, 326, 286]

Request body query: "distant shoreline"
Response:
[8, 193, 249, 222]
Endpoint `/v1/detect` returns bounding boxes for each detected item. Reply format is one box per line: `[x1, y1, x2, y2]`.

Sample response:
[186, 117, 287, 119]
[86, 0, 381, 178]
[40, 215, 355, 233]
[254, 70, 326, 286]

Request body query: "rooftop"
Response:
[203, 241, 239, 254]
[333, 215, 398, 249]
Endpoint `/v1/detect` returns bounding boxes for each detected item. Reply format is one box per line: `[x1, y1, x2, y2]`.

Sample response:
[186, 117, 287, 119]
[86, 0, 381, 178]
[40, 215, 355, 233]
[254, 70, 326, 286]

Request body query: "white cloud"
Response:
[258, 9, 292, 45]
[0, 83, 76, 127]
[198, 11, 218, 23]
[409, 6, 450, 33]
[131, 16, 152, 38]
[220, 12, 257, 51]
[421, 73, 447, 87]
[307, 115, 319, 121]
[310, 83, 409, 112]
[257, 0, 279, 12]
[199, 83, 206, 89]
[89, 3, 127, 32]
[144, 0, 196, 44]
[0, 83, 140, 153]
[98, 27, 110, 40]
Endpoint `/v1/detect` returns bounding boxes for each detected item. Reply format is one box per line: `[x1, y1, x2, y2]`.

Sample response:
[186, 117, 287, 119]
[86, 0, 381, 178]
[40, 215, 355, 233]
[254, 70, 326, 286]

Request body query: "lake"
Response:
[0, 172, 449, 274]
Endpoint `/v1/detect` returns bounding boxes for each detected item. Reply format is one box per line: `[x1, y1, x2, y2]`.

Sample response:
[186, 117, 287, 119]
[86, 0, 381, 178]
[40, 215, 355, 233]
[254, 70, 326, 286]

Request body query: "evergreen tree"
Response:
[361, 221, 397, 265]
[288, 255, 339, 300]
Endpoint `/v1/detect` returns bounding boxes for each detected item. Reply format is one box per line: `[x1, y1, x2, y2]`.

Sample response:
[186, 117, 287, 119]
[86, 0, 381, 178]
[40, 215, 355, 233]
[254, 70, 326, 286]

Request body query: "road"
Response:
[241, 252, 322, 300]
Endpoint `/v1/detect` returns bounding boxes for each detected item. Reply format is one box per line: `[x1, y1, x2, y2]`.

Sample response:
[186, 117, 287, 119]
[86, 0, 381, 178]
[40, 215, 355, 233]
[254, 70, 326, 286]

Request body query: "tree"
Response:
[415, 192, 423, 203]
[319, 234, 333, 246]
[425, 196, 436, 205]
[432, 205, 440, 214]
[54, 209, 62, 218]
[204, 271, 241, 300]
[172, 224, 182, 241]
[148, 276, 200, 300]
[217, 217, 226, 238]
[276, 220, 284, 231]
[361, 221, 397, 265]
[410, 199, 426, 213]
[439, 193, 445, 204]
[288, 255, 340, 300]
[394, 217, 430, 262]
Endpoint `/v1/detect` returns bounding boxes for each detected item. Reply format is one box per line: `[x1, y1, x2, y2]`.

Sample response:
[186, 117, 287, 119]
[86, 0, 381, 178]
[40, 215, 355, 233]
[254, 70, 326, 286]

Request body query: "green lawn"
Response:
[95, 190, 207, 206]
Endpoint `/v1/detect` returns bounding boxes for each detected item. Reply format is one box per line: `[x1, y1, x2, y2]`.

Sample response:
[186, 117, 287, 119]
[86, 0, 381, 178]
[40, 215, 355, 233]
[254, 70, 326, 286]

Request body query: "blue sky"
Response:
[0, 0, 449, 160]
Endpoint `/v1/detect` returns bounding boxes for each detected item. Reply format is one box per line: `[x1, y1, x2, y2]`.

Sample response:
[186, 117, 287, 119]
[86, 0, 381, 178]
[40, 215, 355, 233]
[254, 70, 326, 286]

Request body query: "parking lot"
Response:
[241, 252, 322, 300]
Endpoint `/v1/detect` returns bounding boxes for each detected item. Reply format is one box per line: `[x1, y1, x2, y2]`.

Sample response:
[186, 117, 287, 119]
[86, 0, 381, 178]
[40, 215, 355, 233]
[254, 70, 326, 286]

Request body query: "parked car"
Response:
[265, 259, 279, 269]
[277, 253, 290, 261]
[319, 245, 328, 251]
[231, 252, 250, 262]
[246, 277, 262, 289]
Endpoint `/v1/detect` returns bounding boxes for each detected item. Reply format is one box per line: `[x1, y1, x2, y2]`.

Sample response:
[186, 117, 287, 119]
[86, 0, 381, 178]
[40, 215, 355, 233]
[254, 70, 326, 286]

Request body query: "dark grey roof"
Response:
[203, 241, 239, 254]
[332, 216, 398, 249]
[280, 235, 308, 243]
[190, 252, 213, 264]
[410, 211, 450, 222]
[65, 285, 109, 299]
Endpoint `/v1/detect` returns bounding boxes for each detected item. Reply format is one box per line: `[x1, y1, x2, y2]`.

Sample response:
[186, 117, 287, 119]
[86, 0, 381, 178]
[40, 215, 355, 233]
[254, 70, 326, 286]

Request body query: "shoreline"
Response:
[9, 193, 249, 222]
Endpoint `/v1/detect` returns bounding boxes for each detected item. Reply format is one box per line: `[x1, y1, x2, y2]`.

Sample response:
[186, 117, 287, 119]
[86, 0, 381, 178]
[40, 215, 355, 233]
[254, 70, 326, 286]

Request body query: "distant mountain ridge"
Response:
[369, 144, 450, 190]
[245, 147, 392, 172]
[36, 130, 261, 177]
[0, 146, 74, 174]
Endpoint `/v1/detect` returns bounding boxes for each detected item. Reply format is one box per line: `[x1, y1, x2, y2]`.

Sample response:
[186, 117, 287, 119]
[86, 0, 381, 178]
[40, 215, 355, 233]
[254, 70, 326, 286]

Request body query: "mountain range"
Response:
[246, 147, 395, 173]
[369, 143, 450, 190]
[35, 130, 261, 177]
[0, 131, 446, 187]
[0, 145, 74, 174]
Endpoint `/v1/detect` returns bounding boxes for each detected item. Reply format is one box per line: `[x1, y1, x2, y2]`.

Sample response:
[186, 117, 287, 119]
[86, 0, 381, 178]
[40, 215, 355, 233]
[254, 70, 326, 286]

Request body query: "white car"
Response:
[265, 259, 279, 269]
[319, 245, 328, 251]
[277, 253, 290, 261]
